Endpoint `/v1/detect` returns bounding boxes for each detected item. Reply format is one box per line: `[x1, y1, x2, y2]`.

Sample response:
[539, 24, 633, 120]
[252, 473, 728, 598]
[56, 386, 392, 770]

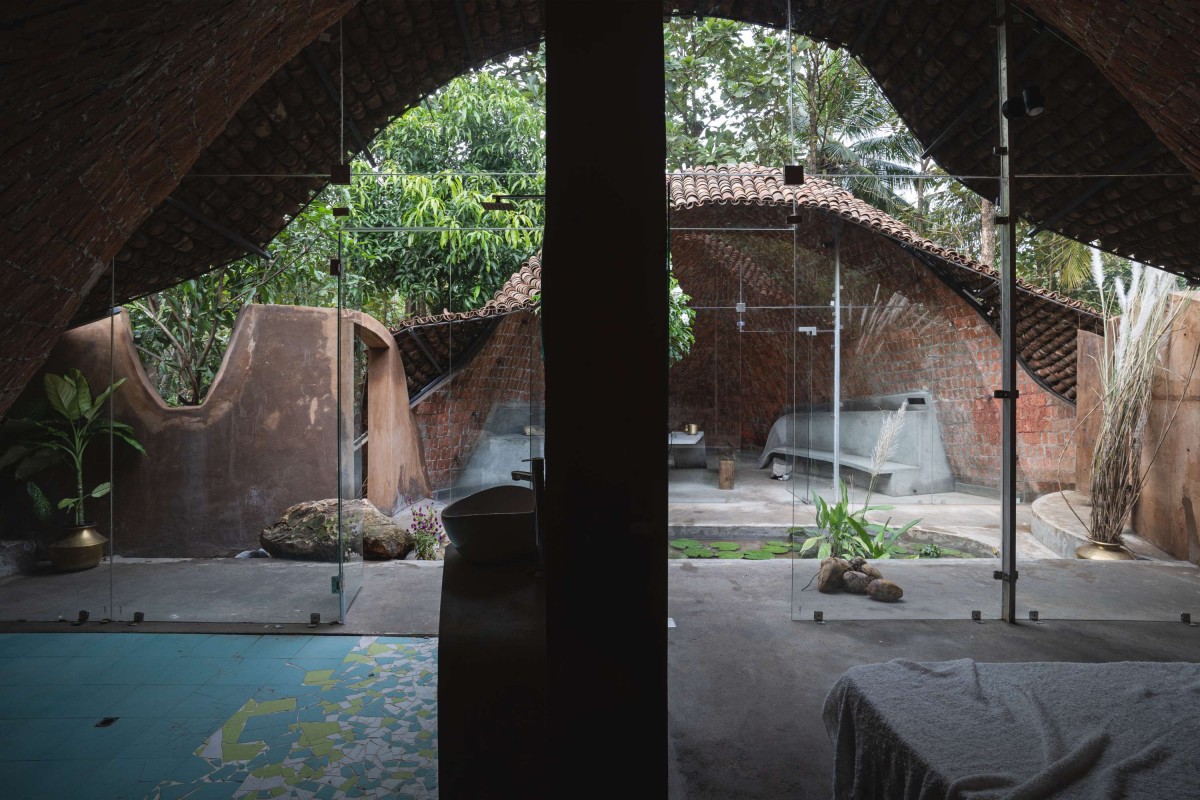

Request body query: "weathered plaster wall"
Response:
[1133, 293, 1200, 563]
[21, 305, 427, 557]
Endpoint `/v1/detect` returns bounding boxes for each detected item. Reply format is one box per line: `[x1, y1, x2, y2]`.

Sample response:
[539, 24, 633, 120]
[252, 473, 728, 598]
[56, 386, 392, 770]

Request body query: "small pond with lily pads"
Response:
[668, 527, 989, 561]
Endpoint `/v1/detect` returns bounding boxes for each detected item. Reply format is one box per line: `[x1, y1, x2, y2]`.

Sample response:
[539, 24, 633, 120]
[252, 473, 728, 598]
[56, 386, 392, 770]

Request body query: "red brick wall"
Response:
[411, 311, 544, 493]
[669, 223, 1077, 495]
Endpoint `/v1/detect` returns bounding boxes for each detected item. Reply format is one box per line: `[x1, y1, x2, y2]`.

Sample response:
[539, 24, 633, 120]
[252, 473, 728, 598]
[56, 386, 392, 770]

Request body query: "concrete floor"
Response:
[666, 560, 1200, 799]
[3, 455, 1200, 796]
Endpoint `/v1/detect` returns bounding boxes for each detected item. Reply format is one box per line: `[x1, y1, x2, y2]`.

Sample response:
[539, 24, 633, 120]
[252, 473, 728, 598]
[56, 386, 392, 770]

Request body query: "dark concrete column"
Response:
[543, 2, 667, 796]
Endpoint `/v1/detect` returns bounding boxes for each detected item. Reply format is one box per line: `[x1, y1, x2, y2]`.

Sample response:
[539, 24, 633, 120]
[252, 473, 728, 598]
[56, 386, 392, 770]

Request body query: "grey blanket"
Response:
[822, 659, 1200, 799]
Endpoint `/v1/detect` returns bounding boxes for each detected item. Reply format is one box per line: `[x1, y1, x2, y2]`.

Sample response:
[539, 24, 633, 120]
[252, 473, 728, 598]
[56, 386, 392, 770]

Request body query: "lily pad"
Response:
[742, 549, 775, 560]
[670, 538, 703, 550]
[761, 543, 791, 554]
[716, 551, 742, 559]
[710, 541, 741, 551]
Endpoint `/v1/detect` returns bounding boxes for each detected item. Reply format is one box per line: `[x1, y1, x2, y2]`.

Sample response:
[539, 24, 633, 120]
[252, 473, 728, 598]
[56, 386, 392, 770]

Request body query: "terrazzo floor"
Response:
[0, 633, 438, 799]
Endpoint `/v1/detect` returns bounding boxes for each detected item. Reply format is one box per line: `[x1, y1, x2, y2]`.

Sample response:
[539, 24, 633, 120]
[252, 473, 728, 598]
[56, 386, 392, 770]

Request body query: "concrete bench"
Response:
[669, 430, 706, 468]
[757, 393, 954, 496]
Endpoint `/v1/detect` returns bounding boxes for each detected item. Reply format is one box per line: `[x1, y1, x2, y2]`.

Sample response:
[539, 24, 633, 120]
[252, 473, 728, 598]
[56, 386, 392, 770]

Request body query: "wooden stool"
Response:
[718, 457, 735, 490]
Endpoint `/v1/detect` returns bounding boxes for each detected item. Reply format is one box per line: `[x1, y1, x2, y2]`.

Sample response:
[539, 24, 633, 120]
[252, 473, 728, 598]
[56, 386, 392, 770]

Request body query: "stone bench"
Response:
[669, 430, 706, 468]
[757, 393, 954, 496]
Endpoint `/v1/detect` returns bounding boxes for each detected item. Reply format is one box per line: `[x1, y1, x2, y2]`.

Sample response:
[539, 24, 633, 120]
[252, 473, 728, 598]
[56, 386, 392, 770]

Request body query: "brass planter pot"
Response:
[1075, 539, 1135, 561]
[50, 523, 108, 572]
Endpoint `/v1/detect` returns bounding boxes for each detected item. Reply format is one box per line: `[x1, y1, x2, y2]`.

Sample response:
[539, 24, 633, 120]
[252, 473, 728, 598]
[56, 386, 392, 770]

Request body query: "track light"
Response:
[1002, 84, 1044, 119]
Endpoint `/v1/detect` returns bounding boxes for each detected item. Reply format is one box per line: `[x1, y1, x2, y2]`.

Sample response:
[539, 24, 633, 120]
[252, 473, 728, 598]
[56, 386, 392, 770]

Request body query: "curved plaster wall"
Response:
[25, 304, 428, 557]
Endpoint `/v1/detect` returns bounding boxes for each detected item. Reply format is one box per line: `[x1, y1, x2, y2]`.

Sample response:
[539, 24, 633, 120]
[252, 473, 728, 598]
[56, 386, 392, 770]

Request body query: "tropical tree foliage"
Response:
[664, 17, 919, 214]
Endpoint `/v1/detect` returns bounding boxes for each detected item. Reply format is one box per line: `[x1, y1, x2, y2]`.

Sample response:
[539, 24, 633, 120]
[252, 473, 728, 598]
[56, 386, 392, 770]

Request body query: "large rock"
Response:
[843, 570, 872, 594]
[817, 557, 851, 593]
[0, 539, 36, 577]
[261, 499, 412, 561]
[867, 579, 904, 602]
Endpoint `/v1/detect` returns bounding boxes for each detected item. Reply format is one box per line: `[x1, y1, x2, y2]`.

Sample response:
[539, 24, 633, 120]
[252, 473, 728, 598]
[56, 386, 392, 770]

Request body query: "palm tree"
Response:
[791, 40, 920, 216]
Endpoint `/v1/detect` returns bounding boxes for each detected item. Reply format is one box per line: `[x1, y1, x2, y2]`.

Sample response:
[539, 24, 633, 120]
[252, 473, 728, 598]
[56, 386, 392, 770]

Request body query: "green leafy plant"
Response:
[798, 480, 869, 560]
[670, 538, 703, 550]
[918, 543, 943, 559]
[850, 520, 918, 560]
[0, 370, 145, 526]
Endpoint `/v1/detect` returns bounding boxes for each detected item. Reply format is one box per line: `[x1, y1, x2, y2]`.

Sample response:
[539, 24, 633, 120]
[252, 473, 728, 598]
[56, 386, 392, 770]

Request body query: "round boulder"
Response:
[817, 557, 851, 593]
[867, 579, 904, 602]
[843, 570, 872, 594]
[861, 564, 883, 580]
[261, 499, 412, 561]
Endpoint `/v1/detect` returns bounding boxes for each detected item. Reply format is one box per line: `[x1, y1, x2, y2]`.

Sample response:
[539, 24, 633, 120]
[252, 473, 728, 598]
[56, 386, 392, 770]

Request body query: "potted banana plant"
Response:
[0, 369, 145, 571]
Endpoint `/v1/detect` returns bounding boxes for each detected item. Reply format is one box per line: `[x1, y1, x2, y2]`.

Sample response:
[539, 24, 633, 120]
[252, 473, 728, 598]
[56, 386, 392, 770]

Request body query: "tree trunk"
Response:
[981, 198, 996, 268]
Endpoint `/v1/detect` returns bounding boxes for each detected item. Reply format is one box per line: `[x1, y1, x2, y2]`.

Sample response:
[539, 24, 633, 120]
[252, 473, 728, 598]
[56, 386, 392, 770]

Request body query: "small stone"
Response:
[849, 556, 866, 571]
[817, 557, 851, 593]
[843, 570, 872, 594]
[867, 579, 903, 602]
[861, 564, 883, 580]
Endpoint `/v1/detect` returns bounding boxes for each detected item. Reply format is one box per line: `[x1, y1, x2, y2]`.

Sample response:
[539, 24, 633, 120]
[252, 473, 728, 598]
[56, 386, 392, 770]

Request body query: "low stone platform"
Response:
[1030, 490, 1177, 561]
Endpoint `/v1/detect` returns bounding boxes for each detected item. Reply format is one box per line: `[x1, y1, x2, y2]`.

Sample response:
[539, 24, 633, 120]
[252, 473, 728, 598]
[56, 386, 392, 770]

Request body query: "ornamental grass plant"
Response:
[1085, 254, 1193, 545]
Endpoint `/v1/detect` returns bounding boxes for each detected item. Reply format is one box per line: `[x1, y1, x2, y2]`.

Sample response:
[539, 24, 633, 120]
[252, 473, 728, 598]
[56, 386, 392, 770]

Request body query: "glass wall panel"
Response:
[791, 173, 1005, 620]
[346, 172, 544, 580]
[86, 177, 344, 624]
[0, 268, 118, 622]
[1015, 222, 1200, 622]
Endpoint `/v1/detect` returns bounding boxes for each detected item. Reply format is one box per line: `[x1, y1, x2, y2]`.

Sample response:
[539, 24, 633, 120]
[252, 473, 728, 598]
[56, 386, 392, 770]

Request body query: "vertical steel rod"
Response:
[832, 227, 842, 491]
[996, 0, 1019, 623]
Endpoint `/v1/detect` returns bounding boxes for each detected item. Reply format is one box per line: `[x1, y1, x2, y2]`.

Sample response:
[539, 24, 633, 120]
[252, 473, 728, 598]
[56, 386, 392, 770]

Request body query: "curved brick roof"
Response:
[393, 255, 542, 400]
[62, 0, 1200, 332]
[5, 0, 1199, 415]
[670, 165, 1102, 401]
[397, 168, 1100, 401]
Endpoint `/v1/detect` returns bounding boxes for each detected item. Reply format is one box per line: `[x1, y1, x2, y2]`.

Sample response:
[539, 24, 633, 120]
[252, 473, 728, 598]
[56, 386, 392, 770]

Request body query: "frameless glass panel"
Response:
[792, 171, 1007, 620]
[0, 268, 119, 622]
[90, 176, 344, 624]
[346, 199, 544, 579]
[1018, 267, 1200, 621]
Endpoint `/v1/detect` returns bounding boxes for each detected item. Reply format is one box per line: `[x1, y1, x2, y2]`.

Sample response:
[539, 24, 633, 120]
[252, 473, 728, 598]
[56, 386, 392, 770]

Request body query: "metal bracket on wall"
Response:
[993, 389, 1020, 399]
[993, 569, 1018, 583]
[331, 575, 342, 594]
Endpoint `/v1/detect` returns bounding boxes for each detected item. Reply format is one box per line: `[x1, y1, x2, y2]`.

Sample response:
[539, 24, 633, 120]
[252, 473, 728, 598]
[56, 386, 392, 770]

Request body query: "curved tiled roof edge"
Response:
[392, 166, 1101, 402]
[392, 254, 542, 332]
[668, 165, 1099, 316]
[669, 165, 1102, 402]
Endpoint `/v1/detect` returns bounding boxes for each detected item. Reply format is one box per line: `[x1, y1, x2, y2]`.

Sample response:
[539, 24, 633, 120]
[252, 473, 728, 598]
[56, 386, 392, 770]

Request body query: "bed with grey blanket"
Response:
[822, 658, 1200, 799]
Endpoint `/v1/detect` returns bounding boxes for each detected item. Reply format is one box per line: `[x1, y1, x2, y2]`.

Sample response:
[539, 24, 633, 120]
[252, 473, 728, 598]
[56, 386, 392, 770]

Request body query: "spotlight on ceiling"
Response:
[1002, 84, 1044, 119]
[1022, 85, 1044, 117]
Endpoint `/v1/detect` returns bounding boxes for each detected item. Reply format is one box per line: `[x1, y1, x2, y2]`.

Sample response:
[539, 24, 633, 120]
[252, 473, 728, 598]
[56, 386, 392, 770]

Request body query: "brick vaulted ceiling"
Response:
[2, 1, 1199, 414]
